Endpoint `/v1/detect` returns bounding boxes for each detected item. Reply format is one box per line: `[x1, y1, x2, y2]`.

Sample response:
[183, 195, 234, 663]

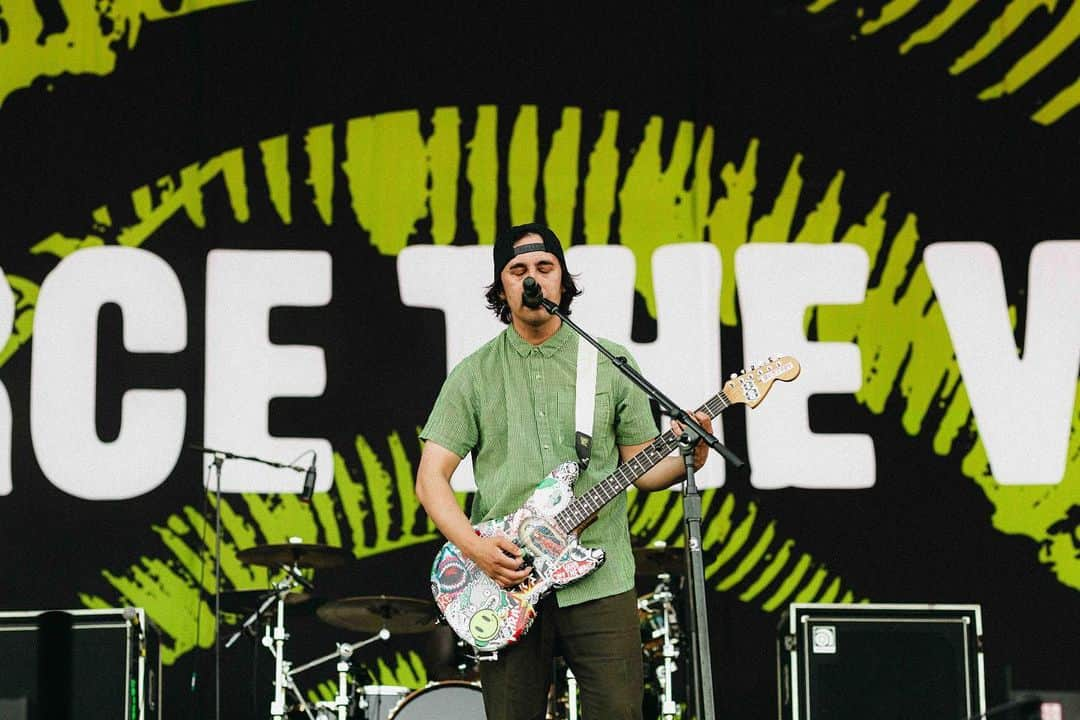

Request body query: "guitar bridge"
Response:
[471, 650, 499, 663]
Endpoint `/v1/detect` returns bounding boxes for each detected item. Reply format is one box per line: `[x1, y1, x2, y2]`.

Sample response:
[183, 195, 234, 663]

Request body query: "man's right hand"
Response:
[467, 535, 532, 589]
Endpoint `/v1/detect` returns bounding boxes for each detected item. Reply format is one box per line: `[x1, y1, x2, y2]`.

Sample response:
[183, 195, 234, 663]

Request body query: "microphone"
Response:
[300, 455, 316, 502]
[522, 276, 544, 309]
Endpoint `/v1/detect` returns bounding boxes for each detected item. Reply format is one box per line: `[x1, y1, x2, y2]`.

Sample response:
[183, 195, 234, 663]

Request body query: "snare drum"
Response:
[359, 685, 411, 720]
[388, 681, 485, 719]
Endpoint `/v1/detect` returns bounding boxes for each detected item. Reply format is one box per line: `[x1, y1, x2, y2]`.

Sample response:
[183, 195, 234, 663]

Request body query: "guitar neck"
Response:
[553, 390, 732, 535]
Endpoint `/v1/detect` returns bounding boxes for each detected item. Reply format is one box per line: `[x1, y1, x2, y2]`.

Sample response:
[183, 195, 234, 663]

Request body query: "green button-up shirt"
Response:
[421, 321, 659, 607]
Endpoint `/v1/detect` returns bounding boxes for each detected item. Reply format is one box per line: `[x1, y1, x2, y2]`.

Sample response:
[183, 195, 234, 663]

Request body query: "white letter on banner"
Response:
[30, 247, 187, 499]
[204, 250, 332, 494]
[0, 270, 14, 496]
[735, 243, 874, 489]
[925, 240, 1080, 485]
[398, 246, 504, 491]
[567, 244, 724, 489]
[398, 244, 723, 489]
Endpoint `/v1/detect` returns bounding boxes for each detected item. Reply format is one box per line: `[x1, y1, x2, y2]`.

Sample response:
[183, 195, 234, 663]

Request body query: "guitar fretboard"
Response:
[553, 390, 732, 534]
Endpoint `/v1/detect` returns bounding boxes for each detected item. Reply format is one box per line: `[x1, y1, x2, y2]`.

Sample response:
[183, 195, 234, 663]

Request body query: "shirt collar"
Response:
[505, 320, 572, 357]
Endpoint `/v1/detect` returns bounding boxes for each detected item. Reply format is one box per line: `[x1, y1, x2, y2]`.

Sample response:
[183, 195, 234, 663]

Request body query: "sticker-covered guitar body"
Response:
[430, 461, 603, 651]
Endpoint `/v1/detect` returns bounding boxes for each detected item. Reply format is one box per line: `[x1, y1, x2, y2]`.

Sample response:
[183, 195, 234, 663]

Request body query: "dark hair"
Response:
[485, 271, 583, 324]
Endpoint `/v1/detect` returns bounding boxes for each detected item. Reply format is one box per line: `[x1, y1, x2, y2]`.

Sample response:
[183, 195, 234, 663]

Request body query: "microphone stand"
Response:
[536, 295, 742, 720]
[189, 445, 312, 720]
[189, 445, 310, 474]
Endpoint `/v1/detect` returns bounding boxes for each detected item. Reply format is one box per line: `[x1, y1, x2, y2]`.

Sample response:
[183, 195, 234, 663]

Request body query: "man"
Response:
[415, 222, 711, 720]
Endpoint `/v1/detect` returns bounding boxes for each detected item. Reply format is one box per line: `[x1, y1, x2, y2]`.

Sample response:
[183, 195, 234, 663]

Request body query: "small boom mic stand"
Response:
[536, 294, 742, 720]
[188, 445, 312, 720]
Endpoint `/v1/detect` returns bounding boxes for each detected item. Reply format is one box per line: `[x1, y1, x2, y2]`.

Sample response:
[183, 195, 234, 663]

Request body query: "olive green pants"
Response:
[478, 589, 643, 720]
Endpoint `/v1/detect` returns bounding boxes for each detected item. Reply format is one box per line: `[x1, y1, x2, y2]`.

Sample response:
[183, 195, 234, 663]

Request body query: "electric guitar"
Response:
[430, 355, 800, 652]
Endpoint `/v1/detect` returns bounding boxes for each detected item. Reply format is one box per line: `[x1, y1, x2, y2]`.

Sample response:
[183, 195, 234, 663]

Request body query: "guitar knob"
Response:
[729, 373, 737, 380]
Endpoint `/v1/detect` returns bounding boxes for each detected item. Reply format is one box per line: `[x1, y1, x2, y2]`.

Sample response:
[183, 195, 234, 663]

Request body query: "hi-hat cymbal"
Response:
[236, 543, 353, 569]
[317, 595, 438, 635]
[633, 544, 685, 577]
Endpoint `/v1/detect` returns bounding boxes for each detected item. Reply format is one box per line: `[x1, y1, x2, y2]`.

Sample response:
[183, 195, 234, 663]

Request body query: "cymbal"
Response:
[633, 544, 685, 576]
[317, 595, 438, 635]
[236, 543, 353, 569]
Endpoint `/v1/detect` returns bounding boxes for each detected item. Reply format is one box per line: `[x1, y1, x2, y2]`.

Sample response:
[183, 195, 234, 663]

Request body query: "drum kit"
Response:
[227, 540, 687, 720]
[225, 540, 484, 720]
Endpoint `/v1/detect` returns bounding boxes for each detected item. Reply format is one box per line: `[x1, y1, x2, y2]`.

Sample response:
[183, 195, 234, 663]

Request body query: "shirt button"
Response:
[538, 411, 545, 417]
[535, 374, 541, 380]
[543, 444, 550, 450]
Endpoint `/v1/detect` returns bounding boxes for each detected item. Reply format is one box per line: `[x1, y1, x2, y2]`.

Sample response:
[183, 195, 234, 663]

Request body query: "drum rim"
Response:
[387, 680, 483, 719]
[362, 684, 411, 695]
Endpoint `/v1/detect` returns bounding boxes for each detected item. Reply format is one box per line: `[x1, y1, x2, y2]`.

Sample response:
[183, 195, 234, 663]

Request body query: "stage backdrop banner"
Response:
[1, 2, 1077, 717]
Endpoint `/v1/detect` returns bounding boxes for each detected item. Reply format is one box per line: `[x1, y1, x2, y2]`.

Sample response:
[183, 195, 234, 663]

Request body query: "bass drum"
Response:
[388, 681, 485, 719]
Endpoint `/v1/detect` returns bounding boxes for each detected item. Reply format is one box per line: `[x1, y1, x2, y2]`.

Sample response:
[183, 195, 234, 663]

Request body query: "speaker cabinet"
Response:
[0, 608, 161, 720]
[777, 603, 986, 720]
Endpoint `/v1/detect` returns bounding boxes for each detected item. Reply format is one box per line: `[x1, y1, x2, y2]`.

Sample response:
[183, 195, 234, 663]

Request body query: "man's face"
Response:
[499, 234, 564, 326]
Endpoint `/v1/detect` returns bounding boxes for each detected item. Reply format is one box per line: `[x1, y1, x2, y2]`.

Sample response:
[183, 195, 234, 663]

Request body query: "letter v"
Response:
[925, 241, 1080, 485]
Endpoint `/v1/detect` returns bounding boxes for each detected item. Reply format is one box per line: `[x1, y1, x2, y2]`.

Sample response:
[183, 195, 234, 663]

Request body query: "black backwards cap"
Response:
[492, 222, 569, 284]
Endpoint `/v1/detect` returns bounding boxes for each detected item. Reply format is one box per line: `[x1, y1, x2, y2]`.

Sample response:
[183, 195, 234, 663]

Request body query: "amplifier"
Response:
[0, 607, 161, 720]
[777, 603, 986, 720]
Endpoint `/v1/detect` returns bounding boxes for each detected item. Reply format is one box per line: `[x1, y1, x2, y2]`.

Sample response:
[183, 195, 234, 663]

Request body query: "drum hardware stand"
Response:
[264, 568, 308, 720]
[537, 293, 743, 720]
[219, 564, 313, 720]
[333, 648, 352, 720]
[288, 629, 392, 720]
[565, 667, 579, 720]
[654, 577, 681, 720]
[640, 573, 681, 720]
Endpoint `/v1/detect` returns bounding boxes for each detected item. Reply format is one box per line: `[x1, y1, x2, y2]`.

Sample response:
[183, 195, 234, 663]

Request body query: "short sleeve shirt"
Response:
[420, 321, 658, 607]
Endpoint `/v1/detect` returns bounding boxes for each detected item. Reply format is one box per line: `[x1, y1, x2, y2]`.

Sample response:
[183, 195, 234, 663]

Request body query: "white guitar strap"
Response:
[574, 339, 598, 469]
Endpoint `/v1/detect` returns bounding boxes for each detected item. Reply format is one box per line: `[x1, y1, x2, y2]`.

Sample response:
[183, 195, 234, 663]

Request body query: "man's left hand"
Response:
[671, 411, 713, 471]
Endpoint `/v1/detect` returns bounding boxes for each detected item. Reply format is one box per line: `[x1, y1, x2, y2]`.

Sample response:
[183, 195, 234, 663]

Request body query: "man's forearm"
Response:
[634, 455, 688, 491]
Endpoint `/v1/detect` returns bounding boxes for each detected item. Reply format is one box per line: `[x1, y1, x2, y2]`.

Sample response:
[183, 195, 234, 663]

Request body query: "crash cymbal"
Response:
[632, 544, 685, 577]
[317, 595, 438, 635]
[236, 543, 353, 569]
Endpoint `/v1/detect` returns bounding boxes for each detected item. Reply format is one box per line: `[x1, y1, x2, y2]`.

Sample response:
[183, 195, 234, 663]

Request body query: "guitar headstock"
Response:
[722, 355, 801, 408]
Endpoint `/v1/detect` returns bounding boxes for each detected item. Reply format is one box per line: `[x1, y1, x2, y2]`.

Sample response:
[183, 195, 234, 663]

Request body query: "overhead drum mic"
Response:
[300, 455, 317, 502]
[522, 276, 544, 309]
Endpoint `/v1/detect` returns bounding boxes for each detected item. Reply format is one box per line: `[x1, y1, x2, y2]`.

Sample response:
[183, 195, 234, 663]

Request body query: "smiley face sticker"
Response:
[469, 609, 501, 644]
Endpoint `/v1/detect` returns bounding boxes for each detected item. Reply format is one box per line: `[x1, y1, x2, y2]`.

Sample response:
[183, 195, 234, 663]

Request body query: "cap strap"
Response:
[512, 242, 547, 256]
